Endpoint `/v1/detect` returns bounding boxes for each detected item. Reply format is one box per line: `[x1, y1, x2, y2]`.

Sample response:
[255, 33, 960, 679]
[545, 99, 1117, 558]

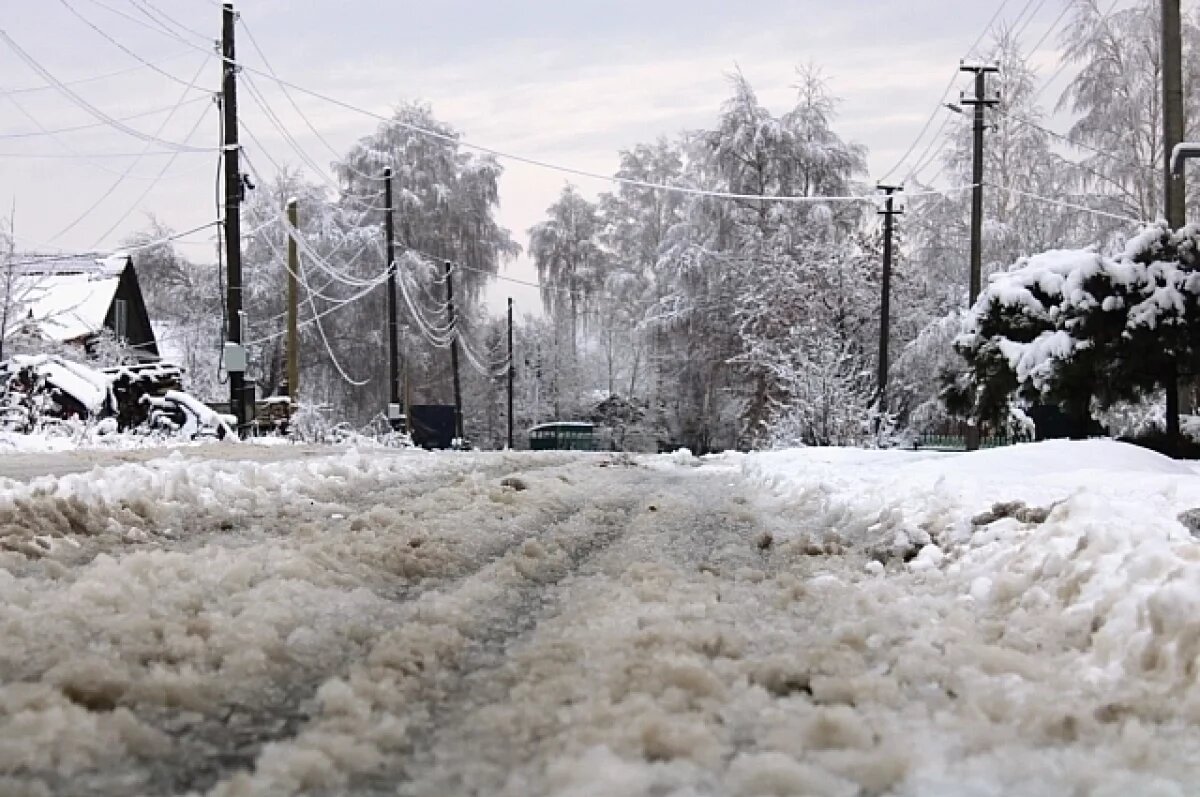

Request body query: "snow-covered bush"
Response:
[947, 223, 1200, 437]
[289, 402, 412, 448]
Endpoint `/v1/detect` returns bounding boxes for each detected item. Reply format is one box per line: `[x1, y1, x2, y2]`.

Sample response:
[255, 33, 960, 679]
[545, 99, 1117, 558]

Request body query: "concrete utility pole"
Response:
[221, 2, 247, 436]
[1164, 0, 1186, 229]
[1164, 0, 1186, 454]
[444, 260, 464, 443]
[507, 297, 514, 450]
[961, 63, 999, 452]
[286, 198, 299, 402]
[384, 167, 401, 426]
[876, 185, 903, 412]
[961, 64, 1000, 306]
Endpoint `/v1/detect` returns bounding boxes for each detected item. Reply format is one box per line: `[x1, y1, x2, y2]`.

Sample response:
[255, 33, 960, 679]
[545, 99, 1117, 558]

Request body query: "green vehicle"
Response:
[528, 421, 599, 451]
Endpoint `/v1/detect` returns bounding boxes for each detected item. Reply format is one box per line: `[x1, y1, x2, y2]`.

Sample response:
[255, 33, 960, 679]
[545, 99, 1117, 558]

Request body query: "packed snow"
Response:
[0, 440, 1198, 795]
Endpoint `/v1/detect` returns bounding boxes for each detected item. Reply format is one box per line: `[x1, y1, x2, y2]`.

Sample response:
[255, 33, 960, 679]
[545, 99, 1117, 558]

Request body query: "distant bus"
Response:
[528, 421, 599, 451]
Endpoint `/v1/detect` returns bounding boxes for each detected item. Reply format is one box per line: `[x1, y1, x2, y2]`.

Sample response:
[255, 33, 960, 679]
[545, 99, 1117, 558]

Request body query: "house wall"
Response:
[104, 259, 159, 359]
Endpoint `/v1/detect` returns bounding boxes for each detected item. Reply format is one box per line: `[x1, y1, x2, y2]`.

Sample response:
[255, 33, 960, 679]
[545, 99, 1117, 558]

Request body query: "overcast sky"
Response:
[1, 0, 1080, 312]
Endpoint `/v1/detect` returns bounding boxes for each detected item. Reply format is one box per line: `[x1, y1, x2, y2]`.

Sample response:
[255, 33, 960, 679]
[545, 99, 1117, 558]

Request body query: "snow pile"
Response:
[737, 440, 1200, 701]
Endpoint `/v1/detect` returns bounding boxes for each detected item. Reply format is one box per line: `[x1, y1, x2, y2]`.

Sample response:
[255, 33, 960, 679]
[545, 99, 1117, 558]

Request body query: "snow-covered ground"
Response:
[1, 440, 1198, 795]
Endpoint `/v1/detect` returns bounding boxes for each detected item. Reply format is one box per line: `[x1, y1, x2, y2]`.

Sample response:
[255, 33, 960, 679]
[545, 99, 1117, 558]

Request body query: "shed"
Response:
[2, 253, 159, 360]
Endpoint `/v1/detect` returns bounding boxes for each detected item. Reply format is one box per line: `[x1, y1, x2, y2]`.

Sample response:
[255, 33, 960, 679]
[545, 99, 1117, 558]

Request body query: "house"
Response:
[2, 253, 160, 361]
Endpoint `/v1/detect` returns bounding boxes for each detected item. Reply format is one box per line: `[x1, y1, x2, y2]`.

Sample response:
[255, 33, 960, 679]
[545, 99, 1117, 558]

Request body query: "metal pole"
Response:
[507, 297, 514, 449]
[286, 198, 299, 402]
[384, 167, 400, 423]
[445, 260, 463, 443]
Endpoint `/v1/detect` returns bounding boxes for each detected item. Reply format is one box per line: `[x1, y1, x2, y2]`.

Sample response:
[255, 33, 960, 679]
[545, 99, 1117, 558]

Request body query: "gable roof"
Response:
[3, 254, 131, 343]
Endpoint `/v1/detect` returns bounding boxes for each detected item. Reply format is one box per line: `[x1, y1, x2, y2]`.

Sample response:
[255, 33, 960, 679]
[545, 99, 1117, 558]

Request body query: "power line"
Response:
[0, 30, 218, 153]
[66, 2, 974, 205]
[236, 14, 386, 184]
[0, 95, 209, 139]
[1, 91, 214, 178]
[878, 0, 1015, 182]
[1, 50, 196, 95]
[9, 219, 221, 266]
[55, 0, 214, 93]
[993, 107, 1157, 176]
[48, 55, 212, 246]
[986, 182, 1147, 224]
[90, 97, 215, 248]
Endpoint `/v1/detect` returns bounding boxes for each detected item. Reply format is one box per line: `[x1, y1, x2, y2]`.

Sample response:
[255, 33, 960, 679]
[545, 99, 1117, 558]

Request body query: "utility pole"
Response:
[286, 197, 299, 402]
[220, 2, 246, 435]
[507, 297, 514, 450]
[444, 260, 464, 443]
[384, 167, 401, 428]
[876, 185, 902, 413]
[961, 63, 999, 451]
[1164, 0, 1186, 454]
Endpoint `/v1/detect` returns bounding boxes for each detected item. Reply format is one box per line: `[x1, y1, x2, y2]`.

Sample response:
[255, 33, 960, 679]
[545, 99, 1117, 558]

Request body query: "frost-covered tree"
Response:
[328, 102, 518, 425]
[1056, 0, 1200, 223]
[528, 185, 609, 352]
[656, 68, 869, 448]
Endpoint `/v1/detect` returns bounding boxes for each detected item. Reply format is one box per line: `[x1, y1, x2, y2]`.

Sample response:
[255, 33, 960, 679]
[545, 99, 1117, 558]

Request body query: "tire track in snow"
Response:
[204, 459, 656, 796]
[0, 452, 592, 797]
[380, 464, 771, 796]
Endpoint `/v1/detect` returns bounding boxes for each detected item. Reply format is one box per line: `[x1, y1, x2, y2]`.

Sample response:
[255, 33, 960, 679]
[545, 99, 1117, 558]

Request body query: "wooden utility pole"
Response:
[1164, 0, 1185, 454]
[507, 297, 515, 449]
[876, 185, 902, 412]
[221, 2, 246, 435]
[444, 260, 464, 443]
[384, 167, 401, 426]
[286, 198, 299, 401]
[961, 63, 999, 451]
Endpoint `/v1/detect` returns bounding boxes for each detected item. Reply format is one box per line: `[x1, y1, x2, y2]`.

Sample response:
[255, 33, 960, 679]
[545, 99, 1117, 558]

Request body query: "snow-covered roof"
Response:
[3, 254, 130, 343]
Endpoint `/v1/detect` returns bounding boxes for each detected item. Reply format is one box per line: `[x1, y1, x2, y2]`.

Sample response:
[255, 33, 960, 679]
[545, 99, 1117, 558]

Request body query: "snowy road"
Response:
[2, 444, 1200, 795]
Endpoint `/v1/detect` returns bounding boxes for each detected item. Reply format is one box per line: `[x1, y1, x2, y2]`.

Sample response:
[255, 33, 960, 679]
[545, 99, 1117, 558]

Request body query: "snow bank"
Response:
[734, 439, 1200, 707]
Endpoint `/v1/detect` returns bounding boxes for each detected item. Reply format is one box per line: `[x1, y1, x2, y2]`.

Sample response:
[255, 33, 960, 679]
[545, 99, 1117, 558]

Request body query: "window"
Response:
[113, 298, 128, 341]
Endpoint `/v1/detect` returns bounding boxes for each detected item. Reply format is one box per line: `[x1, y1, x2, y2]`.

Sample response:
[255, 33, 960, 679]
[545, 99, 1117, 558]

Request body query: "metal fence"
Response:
[913, 433, 1028, 451]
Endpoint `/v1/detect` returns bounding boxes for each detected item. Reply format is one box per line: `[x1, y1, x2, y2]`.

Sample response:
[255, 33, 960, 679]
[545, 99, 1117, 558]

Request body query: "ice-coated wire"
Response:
[236, 15, 387, 183]
[0, 31, 217, 153]
[394, 261, 457, 348]
[8, 218, 221, 266]
[2, 91, 214, 177]
[56, 0, 214, 93]
[47, 54, 212, 245]
[90, 97, 213, 248]
[986, 182, 1147, 224]
[1, 50, 196, 95]
[67, 2, 976, 204]
[0, 94, 210, 139]
[878, 0, 1014, 183]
